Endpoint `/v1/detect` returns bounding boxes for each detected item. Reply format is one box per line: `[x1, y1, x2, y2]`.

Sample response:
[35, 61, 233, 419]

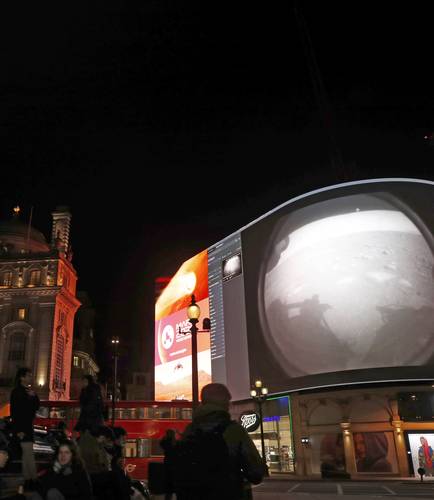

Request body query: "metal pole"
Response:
[111, 347, 118, 427]
[190, 319, 199, 408]
[258, 398, 269, 476]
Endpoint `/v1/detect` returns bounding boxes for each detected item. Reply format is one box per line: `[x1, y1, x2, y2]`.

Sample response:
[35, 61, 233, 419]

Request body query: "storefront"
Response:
[233, 395, 295, 473]
[232, 386, 434, 478]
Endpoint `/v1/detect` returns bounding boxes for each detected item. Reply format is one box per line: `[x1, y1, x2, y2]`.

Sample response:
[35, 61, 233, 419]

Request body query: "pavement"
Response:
[253, 477, 434, 499]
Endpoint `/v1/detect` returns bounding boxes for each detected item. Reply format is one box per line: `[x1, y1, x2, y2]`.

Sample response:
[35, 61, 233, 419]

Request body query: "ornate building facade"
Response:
[70, 291, 99, 399]
[0, 206, 80, 402]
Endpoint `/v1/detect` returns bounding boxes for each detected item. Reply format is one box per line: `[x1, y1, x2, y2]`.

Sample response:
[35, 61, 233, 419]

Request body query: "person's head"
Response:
[14, 367, 32, 387]
[0, 446, 8, 469]
[113, 427, 127, 446]
[57, 440, 80, 466]
[92, 425, 114, 445]
[353, 433, 366, 459]
[83, 374, 94, 387]
[420, 436, 428, 446]
[200, 383, 232, 411]
[57, 421, 67, 431]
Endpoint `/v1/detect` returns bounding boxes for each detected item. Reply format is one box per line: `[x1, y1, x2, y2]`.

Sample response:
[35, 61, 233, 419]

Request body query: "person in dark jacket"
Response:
[75, 375, 104, 433]
[160, 429, 176, 500]
[174, 383, 265, 500]
[0, 444, 26, 499]
[30, 440, 92, 500]
[10, 367, 40, 486]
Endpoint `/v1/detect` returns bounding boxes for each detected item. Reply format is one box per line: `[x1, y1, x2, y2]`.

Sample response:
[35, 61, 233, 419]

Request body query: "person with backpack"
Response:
[170, 383, 265, 500]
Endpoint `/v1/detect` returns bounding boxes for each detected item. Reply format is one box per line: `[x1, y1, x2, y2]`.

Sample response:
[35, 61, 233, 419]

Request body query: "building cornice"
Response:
[57, 288, 81, 311]
[0, 287, 61, 298]
[73, 350, 100, 372]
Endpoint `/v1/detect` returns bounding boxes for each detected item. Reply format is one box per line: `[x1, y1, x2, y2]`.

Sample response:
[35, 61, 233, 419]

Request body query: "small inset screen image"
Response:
[222, 253, 243, 282]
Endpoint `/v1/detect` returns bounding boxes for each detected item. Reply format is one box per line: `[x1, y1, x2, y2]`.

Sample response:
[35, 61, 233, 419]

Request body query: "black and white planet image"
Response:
[261, 194, 434, 378]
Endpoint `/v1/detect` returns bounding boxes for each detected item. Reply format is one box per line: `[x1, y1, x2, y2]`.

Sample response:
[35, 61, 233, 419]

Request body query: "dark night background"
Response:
[0, 2, 432, 385]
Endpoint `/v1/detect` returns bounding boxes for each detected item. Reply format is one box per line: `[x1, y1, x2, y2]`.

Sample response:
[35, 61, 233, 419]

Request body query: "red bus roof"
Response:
[39, 400, 192, 408]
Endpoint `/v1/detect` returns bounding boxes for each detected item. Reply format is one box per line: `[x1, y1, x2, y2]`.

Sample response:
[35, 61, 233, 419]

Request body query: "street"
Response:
[253, 479, 434, 499]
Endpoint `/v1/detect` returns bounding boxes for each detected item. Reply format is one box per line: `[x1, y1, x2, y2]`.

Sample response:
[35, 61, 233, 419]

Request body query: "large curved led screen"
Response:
[155, 179, 434, 401]
[242, 179, 434, 393]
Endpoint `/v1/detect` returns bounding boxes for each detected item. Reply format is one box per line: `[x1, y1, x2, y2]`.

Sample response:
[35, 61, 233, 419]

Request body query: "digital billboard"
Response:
[154, 250, 211, 401]
[243, 179, 434, 395]
[155, 179, 434, 401]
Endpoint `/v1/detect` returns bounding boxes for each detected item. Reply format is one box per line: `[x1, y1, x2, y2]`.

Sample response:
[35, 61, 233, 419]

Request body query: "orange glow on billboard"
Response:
[155, 250, 210, 401]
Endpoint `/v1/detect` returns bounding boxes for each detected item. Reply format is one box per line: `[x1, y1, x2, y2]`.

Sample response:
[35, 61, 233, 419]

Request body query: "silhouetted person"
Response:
[75, 375, 104, 433]
[172, 383, 265, 500]
[160, 429, 176, 500]
[10, 367, 40, 488]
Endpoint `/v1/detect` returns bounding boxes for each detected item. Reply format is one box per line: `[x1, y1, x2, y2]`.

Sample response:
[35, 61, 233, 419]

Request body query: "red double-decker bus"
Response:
[35, 400, 192, 480]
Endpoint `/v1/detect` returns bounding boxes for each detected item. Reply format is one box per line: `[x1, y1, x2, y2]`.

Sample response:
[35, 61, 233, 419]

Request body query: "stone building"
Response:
[70, 291, 99, 399]
[0, 206, 80, 402]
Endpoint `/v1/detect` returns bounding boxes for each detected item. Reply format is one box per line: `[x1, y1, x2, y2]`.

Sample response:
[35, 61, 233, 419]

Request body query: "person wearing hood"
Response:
[173, 383, 265, 500]
[353, 432, 392, 473]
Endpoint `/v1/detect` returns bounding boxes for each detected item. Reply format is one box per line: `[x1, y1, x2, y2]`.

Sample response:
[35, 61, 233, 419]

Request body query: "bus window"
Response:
[36, 407, 49, 418]
[135, 407, 145, 419]
[137, 438, 151, 458]
[153, 407, 171, 419]
[150, 438, 164, 457]
[181, 408, 193, 420]
[49, 408, 67, 419]
[125, 439, 137, 458]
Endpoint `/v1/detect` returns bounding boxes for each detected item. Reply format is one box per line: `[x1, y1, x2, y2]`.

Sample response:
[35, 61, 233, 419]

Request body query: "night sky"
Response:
[1, 2, 433, 383]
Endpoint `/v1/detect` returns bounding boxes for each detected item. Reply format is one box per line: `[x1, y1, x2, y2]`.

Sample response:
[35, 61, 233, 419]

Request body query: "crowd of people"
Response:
[1, 368, 265, 500]
[0, 368, 147, 500]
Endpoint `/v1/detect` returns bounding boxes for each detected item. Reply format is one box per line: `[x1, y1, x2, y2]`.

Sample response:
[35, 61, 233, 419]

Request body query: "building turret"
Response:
[51, 206, 72, 258]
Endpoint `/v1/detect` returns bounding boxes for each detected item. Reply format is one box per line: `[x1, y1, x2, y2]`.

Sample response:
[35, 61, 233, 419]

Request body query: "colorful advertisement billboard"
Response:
[155, 250, 211, 401]
[155, 179, 434, 401]
[408, 433, 434, 477]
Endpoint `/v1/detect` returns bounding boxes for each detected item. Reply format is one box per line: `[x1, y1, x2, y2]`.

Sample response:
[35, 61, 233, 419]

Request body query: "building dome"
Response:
[0, 208, 50, 253]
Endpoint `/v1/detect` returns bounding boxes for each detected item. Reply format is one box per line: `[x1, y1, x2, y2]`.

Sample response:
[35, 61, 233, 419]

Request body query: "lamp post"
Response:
[184, 294, 210, 409]
[250, 379, 269, 476]
[111, 336, 120, 427]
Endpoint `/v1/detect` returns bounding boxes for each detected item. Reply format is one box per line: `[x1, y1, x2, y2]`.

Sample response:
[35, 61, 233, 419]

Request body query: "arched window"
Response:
[28, 269, 41, 287]
[8, 332, 26, 361]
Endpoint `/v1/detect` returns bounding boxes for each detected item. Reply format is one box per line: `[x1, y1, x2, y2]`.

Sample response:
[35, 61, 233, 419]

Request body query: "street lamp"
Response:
[111, 336, 120, 427]
[250, 379, 269, 476]
[184, 294, 210, 409]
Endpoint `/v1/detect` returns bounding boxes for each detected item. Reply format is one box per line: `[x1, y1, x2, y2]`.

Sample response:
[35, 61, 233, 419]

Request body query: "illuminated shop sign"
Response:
[239, 411, 260, 433]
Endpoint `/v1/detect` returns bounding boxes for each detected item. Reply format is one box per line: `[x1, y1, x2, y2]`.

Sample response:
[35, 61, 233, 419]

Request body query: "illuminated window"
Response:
[73, 356, 79, 367]
[28, 270, 41, 287]
[17, 308, 26, 321]
[8, 332, 26, 361]
[1, 271, 12, 287]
